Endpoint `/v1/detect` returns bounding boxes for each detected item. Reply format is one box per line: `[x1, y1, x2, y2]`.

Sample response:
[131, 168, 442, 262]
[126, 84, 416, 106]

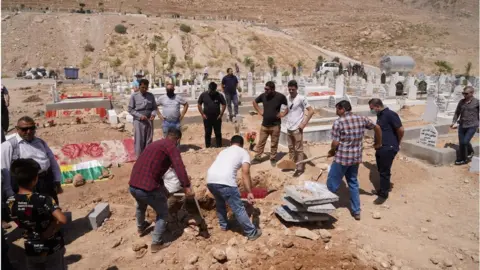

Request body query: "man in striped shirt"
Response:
[326, 100, 382, 220]
[129, 128, 193, 253]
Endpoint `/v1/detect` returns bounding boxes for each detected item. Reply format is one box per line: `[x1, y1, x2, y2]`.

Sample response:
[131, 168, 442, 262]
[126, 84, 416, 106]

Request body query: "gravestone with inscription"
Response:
[335, 75, 344, 96]
[407, 76, 417, 100]
[436, 95, 447, 112]
[422, 99, 439, 123]
[328, 96, 336, 108]
[418, 124, 438, 148]
[298, 79, 306, 95]
[247, 72, 253, 96]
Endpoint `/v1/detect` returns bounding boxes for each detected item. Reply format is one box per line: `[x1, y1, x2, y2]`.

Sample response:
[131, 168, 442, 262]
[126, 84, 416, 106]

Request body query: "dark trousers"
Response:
[457, 125, 477, 162]
[375, 146, 398, 197]
[203, 118, 222, 148]
[1, 108, 9, 133]
[2, 228, 13, 270]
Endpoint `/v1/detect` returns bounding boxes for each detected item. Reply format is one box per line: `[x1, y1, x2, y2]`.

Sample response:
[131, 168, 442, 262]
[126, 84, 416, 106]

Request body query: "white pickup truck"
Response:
[317, 62, 340, 75]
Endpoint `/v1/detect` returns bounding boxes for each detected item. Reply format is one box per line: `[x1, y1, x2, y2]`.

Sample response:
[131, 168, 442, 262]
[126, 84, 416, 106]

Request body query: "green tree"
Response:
[465, 61, 472, 79]
[267, 56, 275, 71]
[168, 54, 177, 71]
[243, 56, 252, 68]
[434, 60, 453, 73]
[332, 57, 340, 63]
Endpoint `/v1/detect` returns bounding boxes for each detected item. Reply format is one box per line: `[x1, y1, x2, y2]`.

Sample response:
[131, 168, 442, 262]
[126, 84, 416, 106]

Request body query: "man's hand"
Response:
[450, 124, 457, 129]
[139, 115, 147, 121]
[202, 114, 207, 120]
[149, 115, 155, 121]
[55, 183, 63, 194]
[327, 149, 336, 158]
[247, 192, 255, 205]
[217, 114, 223, 120]
[184, 187, 195, 198]
[373, 143, 382, 150]
[298, 122, 307, 130]
[258, 110, 264, 116]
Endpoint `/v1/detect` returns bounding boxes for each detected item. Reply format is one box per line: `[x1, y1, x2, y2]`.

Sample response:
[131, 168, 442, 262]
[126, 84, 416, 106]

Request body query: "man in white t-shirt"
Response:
[206, 135, 262, 241]
[285, 80, 314, 177]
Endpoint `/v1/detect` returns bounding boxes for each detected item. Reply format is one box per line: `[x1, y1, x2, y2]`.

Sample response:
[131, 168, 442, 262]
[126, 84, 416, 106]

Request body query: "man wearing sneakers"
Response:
[252, 81, 288, 167]
[207, 135, 262, 240]
[129, 128, 194, 253]
[222, 68, 239, 122]
[285, 80, 314, 177]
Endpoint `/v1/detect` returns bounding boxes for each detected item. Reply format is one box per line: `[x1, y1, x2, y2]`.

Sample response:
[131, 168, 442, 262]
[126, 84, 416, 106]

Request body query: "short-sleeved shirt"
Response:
[255, 92, 288, 127]
[7, 193, 64, 256]
[286, 94, 311, 131]
[156, 94, 187, 122]
[198, 91, 226, 119]
[376, 108, 402, 150]
[221, 75, 238, 96]
[331, 112, 376, 166]
[207, 145, 251, 187]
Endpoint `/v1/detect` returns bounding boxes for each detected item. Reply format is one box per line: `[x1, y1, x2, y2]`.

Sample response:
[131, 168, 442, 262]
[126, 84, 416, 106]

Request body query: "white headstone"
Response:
[436, 95, 447, 112]
[407, 76, 417, 100]
[378, 85, 387, 99]
[418, 124, 438, 148]
[298, 79, 306, 95]
[247, 72, 253, 96]
[335, 75, 345, 97]
[422, 99, 438, 123]
[219, 72, 224, 80]
[328, 96, 336, 108]
[388, 78, 396, 97]
[366, 81, 373, 96]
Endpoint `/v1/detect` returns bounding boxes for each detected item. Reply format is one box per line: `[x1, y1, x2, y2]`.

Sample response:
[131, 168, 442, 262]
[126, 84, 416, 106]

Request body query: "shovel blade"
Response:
[277, 159, 297, 170]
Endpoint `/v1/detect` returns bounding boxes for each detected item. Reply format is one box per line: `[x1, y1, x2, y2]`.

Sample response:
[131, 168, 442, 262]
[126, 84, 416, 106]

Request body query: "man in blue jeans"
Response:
[129, 128, 194, 253]
[206, 135, 262, 240]
[222, 68, 239, 122]
[451, 86, 479, 165]
[369, 98, 404, 204]
[326, 100, 382, 220]
[156, 83, 189, 137]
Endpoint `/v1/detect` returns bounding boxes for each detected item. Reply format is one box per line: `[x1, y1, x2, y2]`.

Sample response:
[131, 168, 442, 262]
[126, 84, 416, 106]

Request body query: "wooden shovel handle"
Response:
[295, 155, 328, 165]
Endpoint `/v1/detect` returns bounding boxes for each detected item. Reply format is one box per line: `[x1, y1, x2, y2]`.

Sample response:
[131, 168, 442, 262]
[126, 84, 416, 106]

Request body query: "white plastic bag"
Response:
[163, 168, 182, 194]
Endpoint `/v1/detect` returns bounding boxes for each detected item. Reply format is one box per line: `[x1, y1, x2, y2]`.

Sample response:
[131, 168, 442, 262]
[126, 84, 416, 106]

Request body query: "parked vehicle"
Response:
[317, 62, 339, 75]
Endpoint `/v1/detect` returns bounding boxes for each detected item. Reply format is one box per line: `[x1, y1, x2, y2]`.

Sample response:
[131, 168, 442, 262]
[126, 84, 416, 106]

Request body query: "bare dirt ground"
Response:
[1, 0, 479, 77]
[3, 83, 479, 270]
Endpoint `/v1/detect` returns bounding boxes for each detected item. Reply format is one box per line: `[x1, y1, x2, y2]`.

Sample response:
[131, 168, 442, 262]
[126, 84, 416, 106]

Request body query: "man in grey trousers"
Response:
[128, 79, 158, 157]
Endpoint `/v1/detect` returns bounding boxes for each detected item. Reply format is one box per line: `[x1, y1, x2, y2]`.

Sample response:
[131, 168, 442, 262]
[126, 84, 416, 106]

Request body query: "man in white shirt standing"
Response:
[1, 116, 63, 204]
[285, 80, 314, 177]
[206, 135, 262, 241]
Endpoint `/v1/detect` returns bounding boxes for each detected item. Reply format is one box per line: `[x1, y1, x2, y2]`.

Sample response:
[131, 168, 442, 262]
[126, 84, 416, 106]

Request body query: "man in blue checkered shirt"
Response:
[326, 100, 382, 221]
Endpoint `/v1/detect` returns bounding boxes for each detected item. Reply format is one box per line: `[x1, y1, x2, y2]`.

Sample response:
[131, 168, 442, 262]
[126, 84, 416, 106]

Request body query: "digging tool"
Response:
[277, 154, 328, 170]
[173, 193, 209, 237]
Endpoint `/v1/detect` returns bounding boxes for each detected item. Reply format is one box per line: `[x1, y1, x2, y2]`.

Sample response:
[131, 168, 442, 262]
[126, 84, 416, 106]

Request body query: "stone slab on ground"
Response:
[470, 156, 479, 172]
[275, 206, 331, 223]
[401, 140, 480, 165]
[88, 202, 111, 230]
[284, 182, 339, 205]
[283, 196, 336, 214]
[46, 98, 113, 111]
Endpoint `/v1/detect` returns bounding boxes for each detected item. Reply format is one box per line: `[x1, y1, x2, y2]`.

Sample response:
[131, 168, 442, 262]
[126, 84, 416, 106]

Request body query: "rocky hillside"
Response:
[1, 0, 478, 76]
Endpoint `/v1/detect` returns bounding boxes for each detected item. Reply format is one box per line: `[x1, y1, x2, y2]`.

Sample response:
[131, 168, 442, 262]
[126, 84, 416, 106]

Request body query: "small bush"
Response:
[128, 50, 139, 58]
[148, 43, 157, 52]
[80, 56, 92, 68]
[434, 60, 453, 73]
[114, 24, 127, 34]
[282, 71, 290, 76]
[110, 58, 122, 68]
[194, 63, 202, 69]
[180, 24, 192, 33]
[84, 43, 95, 52]
[175, 62, 186, 69]
[153, 35, 163, 42]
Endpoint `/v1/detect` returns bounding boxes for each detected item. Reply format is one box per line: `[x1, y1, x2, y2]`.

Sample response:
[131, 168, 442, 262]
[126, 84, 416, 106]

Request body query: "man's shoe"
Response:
[232, 116, 237, 123]
[151, 242, 171, 253]
[293, 170, 304, 177]
[455, 160, 467, 165]
[373, 196, 388, 205]
[353, 213, 361, 221]
[251, 157, 262, 165]
[270, 160, 277, 167]
[247, 229, 262, 241]
[468, 152, 474, 159]
[137, 221, 152, 235]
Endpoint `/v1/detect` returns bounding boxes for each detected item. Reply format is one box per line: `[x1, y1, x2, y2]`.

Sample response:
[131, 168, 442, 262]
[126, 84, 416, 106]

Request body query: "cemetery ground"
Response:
[3, 81, 480, 270]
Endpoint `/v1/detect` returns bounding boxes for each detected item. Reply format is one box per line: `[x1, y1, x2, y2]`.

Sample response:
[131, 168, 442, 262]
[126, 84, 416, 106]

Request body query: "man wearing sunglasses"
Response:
[1, 116, 62, 204]
[252, 81, 288, 167]
[451, 86, 479, 165]
[285, 80, 314, 177]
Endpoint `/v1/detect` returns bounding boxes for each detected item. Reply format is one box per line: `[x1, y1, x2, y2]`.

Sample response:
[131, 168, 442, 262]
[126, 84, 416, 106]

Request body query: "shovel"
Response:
[173, 193, 209, 237]
[277, 154, 328, 170]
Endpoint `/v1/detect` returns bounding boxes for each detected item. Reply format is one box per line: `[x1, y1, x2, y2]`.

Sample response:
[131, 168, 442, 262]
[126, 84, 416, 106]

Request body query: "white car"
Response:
[318, 62, 340, 75]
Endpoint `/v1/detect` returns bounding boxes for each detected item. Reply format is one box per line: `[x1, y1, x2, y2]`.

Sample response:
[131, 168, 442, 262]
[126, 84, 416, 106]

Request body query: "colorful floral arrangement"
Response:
[246, 131, 257, 151]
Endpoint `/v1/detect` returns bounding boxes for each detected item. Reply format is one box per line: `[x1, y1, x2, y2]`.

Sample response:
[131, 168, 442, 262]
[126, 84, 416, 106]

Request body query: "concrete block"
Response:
[401, 140, 480, 165]
[275, 206, 330, 223]
[108, 110, 118, 124]
[284, 182, 339, 205]
[283, 196, 336, 214]
[88, 203, 110, 230]
[46, 98, 113, 111]
[366, 123, 450, 140]
[470, 156, 479, 172]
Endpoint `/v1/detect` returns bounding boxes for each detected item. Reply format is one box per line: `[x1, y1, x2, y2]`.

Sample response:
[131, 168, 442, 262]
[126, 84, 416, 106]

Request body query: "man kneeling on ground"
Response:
[206, 135, 262, 240]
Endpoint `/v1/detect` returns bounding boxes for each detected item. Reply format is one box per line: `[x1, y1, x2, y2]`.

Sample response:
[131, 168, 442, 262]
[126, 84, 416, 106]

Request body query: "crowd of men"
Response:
[0, 67, 478, 268]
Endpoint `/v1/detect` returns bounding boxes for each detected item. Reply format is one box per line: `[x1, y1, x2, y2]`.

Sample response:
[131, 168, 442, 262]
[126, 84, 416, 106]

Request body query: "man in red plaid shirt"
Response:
[129, 128, 193, 253]
[326, 100, 382, 221]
